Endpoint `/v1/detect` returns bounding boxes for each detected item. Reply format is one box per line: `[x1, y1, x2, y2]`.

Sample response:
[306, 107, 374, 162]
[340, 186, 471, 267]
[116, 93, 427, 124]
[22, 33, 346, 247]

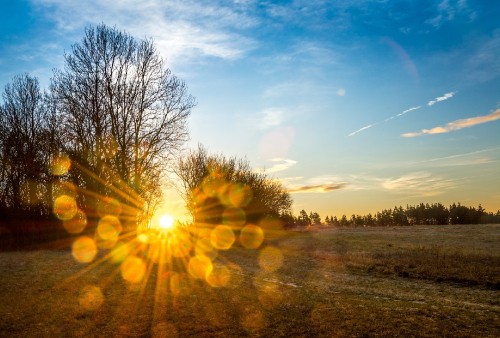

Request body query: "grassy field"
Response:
[0, 224, 499, 337]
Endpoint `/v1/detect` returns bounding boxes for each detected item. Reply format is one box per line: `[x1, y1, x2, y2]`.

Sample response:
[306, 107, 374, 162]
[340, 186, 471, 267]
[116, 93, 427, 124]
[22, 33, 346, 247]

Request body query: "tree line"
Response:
[0, 24, 293, 249]
[175, 145, 292, 227]
[290, 202, 500, 227]
[0, 24, 194, 245]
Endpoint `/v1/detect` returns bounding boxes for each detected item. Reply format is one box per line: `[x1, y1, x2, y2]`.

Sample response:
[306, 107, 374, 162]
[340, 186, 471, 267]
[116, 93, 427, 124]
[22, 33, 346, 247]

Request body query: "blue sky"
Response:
[1, 0, 499, 219]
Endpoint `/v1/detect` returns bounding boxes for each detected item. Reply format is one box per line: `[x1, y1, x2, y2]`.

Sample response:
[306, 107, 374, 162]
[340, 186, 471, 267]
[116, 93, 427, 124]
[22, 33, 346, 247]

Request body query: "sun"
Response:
[159, 214, 175, 230]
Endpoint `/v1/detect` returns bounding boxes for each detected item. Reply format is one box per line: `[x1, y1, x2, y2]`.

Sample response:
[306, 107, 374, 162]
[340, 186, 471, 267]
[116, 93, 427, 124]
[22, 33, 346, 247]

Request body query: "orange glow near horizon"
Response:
[50, 155, 293, 329]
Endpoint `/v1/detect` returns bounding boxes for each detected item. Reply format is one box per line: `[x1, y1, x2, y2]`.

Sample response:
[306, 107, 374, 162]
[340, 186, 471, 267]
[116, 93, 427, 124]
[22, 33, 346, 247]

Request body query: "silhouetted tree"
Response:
[176, 145, 292, 226]
[0, 74, 57, 216]
[310, 211, 321, 225]
[339, 214, 348, 227]
[51, 24, 194, 228]
[291, 202, 499, 229]
[297, 210, 311, 226]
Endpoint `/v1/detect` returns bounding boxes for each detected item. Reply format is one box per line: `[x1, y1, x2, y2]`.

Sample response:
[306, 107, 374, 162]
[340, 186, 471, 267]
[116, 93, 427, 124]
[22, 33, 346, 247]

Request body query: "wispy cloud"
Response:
[348, 123, 378, 136]
[282, 174, 347, 194]
[411, 147, 500, 167]
[425, 0, 476, 29]
[348, 105, 421, 136]
[402, 108, 500, 137]
[30, 0, 257, 66]
[465, 29, 500, 83]
[284, 170, 459, 197]
[349, 91, 456, 137]
[427, 91, 456, 106]
[385, 106, 421, 121]
[264, 158, 297, 173]
[289, 183, 346, 194]
[382, 171, 456, 196]
[256, 108, 286, 129]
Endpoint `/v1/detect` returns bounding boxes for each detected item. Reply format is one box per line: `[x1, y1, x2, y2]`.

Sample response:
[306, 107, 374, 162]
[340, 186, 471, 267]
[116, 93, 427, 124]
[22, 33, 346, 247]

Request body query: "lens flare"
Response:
[210, 225, 235, 250]
[206, 265, 231, 287]
[195, 237, 218, 260]
[228, 183, 253, 207]
[110, 242, 130, 263]
[201, 175, 226, 198]
[97, 215, 122, 240]
[51, 155, 71, 176]
[72, 236, 97, 263]
[121, 256, 146, 283]
[97, 197, 122, 218]
[222, 207, 246, 227]
[170, 232, 193, 257]
[188, 255, 213, 279]
[63, 209, 87, 234]
[137, 232, 149, 243]
[52, 180, 77, 198]
[239, 224, 264, 249]
[79, 285, 103, 311]
[53, 195, 78, 221]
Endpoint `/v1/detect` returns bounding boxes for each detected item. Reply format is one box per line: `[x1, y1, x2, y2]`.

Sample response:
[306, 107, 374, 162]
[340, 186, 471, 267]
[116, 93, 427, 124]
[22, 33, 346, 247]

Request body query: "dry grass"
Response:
[0, 224, 499, 337]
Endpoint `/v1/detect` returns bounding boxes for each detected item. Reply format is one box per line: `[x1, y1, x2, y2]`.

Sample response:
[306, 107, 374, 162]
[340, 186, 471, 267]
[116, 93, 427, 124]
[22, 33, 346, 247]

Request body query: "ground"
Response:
[0, 224, 499, 337]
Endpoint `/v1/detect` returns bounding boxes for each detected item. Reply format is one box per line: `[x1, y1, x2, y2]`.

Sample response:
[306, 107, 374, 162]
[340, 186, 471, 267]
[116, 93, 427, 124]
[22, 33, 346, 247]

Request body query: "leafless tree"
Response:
[176, 145, 292, 225]
[0, 74, 55, 215]
[51, 24, 195, 227]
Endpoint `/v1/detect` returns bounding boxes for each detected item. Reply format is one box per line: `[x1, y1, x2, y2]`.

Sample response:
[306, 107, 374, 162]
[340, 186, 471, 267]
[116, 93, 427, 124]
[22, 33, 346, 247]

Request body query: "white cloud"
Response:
[264, 158, 297, 173]
[283, 170, 457, 197]
[381, 171, 456, 196]
[283, 174, 347, 194]
[385, 106, 421, 121]
[425, 0, 476, 29]
[289, 183, 346, 194]
[348, 123, 377, 137]
[412, 147, 500, 167]
[427, 91, 456, 106]
[30, 0, 257, 66]
[465, 29, 500, 83]
[253, 107, 288, 130]
[259, 108, 284, 129]
[349, 91, 456, 136]
[337, 88, 346, 96]
[402, 108, 500, 137]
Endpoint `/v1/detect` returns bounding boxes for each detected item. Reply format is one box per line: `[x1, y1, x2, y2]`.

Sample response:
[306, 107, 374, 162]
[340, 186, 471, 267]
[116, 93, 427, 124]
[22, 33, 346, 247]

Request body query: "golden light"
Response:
[121, 256, 146, 283]
[240, 224, 264, 249]
[53, 195, 78, 221]
[79, 285, 103, 310]
[51, 155, 71, 176]
[159, 214, 175, 230]
[210, 225, 235, 250]
[72, 236, 97, 263]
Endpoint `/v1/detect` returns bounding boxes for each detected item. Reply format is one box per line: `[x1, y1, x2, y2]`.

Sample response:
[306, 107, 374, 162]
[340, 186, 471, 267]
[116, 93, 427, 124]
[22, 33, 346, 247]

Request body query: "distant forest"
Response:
[288, 203, 500, 227]
[1, 25, 499, 252]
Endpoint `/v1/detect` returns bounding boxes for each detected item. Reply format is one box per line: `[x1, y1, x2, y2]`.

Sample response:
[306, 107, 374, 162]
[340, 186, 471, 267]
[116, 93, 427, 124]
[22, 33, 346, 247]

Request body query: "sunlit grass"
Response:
[0, 224, 499, 337]
[4, 156, 498, 336]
